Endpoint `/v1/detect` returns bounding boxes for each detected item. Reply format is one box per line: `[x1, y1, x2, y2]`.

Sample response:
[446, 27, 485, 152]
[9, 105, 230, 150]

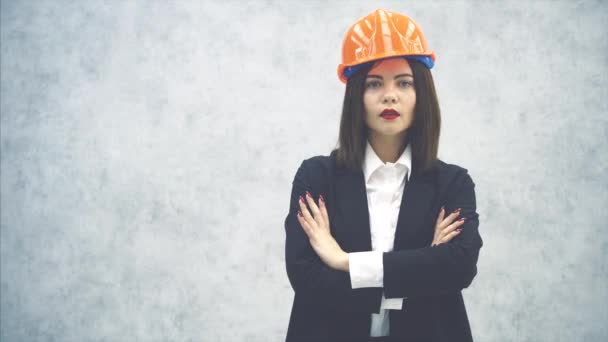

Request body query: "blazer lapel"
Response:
[393, 172, 436, 249]
[333, 166, 373, 252]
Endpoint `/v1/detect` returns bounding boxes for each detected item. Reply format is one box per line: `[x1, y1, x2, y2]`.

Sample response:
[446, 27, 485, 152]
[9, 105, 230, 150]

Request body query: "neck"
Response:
[368, 132, 408, 164]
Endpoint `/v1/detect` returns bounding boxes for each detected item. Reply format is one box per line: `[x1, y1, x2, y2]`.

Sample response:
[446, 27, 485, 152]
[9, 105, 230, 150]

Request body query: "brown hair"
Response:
[333, 58, 441, 176]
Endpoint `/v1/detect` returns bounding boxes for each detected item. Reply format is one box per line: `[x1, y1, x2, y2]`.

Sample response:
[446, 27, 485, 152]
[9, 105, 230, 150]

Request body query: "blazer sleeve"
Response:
[383, 168, 483, 298]
[284, 160, 382, 313]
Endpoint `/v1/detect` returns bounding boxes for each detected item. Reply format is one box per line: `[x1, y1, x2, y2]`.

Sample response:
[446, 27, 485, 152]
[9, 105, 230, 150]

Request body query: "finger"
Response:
[443, 208, 461, 223]
[435, 206, 445, 226]
[439, 229, 462, 244]
[296, 210, 313, 237]
[440, 217, 466, 237]
[439, 208, 462, 229]
[304, 191, 325, 226]
[437, 218, 461, 242]
[298, 196, 316, 227]
[319, 194, 329, 223]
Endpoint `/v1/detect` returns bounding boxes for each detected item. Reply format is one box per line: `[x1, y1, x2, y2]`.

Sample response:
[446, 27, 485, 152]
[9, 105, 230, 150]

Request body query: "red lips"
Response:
[380, 108, 400, 117]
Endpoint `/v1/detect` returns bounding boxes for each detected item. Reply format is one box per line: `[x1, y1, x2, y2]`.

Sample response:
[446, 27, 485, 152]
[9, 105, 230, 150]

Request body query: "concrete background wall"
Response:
[1, 1, 606, 341]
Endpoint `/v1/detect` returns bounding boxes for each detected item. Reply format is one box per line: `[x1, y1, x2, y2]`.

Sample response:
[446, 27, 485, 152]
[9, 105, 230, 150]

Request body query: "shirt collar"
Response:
[362, 139, 412, 184]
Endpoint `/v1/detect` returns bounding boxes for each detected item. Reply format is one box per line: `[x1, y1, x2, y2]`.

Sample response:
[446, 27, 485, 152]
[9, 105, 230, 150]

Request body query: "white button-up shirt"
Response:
[348, 140, 411, 337]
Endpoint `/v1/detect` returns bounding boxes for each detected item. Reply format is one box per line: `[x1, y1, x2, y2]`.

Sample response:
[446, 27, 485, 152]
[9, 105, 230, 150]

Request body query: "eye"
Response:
[398, 80, 414, 88]
[365, 80, 382, 89]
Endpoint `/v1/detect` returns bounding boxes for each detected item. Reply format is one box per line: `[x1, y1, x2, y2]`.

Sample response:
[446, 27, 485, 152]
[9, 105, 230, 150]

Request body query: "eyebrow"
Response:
[366, 73, 414, 80]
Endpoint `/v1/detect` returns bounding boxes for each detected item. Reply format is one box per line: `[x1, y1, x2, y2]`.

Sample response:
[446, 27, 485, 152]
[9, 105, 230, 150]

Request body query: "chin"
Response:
[375, 129, 408, 137]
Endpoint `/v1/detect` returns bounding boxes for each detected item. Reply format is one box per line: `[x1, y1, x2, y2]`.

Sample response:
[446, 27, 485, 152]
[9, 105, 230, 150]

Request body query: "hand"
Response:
[296, 191, 349, 272]
[432, 206, 465, 246]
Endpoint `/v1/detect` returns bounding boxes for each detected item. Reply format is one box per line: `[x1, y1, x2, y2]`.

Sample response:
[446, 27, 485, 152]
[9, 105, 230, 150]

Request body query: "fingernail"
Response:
[297, 210, 303, 217]
[299, 196, 304, 203]
[456, 228, 462, 233]
[441, 206, 444, 212]
[452, 208, 461, 214]
[306, 191, 312, 198]
[459, 218, 466, 222]
[320, 194, 325, 203]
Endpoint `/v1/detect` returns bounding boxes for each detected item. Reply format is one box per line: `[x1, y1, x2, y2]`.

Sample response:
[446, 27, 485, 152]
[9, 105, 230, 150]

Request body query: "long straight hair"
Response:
[333, 58, 441, 176]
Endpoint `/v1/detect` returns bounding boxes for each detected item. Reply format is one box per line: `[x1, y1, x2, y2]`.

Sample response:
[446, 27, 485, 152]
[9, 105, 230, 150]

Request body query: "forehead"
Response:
[368, 57, 412, 75]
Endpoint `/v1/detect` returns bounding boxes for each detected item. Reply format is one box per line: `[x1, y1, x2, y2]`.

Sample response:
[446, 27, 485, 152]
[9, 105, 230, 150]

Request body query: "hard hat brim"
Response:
[337, 54, 436, 84]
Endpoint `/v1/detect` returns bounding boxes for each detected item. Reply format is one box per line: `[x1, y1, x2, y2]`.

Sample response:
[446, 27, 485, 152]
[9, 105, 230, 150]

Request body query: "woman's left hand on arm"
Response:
[296, 192, 349, 272]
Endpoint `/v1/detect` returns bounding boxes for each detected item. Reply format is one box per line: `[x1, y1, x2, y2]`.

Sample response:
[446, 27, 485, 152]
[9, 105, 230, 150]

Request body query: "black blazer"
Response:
[284, 150, 483, 342]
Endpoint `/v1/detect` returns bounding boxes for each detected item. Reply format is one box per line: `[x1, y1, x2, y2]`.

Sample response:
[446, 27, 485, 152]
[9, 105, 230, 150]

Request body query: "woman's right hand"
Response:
[431, 207, 465, 246]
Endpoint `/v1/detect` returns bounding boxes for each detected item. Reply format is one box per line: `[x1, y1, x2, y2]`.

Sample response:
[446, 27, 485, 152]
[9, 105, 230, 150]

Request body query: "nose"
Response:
[381, 83, 399, 104]
[382, 92, 398, 104]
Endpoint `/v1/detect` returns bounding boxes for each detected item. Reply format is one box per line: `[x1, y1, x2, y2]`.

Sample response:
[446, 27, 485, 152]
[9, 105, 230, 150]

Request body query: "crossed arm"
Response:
[295, 191, 466, 273]
[284, 161, 482, 311]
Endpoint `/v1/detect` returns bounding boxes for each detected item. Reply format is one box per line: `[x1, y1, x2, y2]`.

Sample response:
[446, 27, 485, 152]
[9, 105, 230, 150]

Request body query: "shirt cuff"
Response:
[348, 251, 383, 288]
[380, 296, 403, 310]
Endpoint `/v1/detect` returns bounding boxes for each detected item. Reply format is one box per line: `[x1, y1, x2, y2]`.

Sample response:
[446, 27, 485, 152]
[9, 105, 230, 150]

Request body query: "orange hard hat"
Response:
[337, 8, 436, 83]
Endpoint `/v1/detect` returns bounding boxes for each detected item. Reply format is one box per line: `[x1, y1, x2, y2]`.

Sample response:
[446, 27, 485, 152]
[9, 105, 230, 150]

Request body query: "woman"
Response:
[284, 8, 483, 342]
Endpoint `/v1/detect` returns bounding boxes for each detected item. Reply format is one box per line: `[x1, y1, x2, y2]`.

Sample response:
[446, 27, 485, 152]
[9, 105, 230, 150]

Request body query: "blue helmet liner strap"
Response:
[342, 55, 435, 80]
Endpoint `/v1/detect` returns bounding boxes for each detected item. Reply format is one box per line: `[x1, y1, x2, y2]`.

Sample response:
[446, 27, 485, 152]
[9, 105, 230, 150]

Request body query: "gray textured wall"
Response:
[1, 1, 606, 341]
